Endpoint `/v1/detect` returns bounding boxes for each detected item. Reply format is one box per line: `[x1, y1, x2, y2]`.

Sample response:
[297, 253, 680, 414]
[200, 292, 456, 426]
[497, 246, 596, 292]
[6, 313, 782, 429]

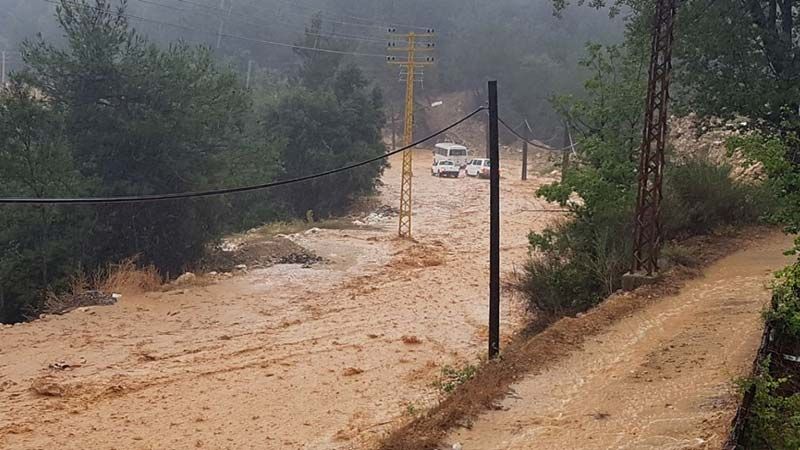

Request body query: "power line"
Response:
[43, 0, 387, 58]
[0, 107, 486, 205]
[498, 117, 574, 152]
[171, 0, 410, 33]
[264, 0, 430, 31]
[141, 0, 388, 44]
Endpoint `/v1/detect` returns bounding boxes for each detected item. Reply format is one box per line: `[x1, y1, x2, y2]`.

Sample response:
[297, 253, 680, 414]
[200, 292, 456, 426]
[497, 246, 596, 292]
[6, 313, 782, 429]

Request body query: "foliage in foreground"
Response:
[739, 263, 800, 449]
[717, 122, 800, 447]
[739, 358, 800, 450]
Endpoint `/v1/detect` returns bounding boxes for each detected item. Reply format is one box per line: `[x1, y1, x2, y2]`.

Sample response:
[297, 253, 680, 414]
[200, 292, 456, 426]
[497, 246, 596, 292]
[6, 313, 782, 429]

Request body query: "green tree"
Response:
[525, 41, 647, 309]
[552, 0, 799, 133]
[19, 0, 253, 274]
[265, 64, 387, 216]
[0, 81, 88, 322]
[292, 14, 348, 88]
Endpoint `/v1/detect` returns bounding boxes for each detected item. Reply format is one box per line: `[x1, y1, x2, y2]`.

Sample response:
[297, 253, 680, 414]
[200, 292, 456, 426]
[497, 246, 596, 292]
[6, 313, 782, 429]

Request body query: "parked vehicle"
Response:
[433, 143, 470, 167]
[465, 158, 491, 177]
[431, 160, 461, 178]
[477, 160, 491, 178]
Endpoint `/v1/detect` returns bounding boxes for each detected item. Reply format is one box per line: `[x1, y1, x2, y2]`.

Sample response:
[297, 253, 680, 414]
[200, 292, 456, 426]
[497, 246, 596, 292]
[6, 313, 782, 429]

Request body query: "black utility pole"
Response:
[522, 119, 531, 180]
[521, 141, 528, 181]
[485, 110, 491, 158]
[488, 80, 500, 359]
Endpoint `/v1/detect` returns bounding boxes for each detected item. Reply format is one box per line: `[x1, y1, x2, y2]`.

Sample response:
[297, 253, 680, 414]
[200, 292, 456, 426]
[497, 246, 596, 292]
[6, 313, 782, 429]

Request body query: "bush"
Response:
[660, 243, 701, 268]
[519, 157, 769, 320]
[740, 357, 800, 449]
[767, 263, 800, 341]
[518, 254, 603, 319]
[521, 207, 633, 319]
[662, 159, 773, 238]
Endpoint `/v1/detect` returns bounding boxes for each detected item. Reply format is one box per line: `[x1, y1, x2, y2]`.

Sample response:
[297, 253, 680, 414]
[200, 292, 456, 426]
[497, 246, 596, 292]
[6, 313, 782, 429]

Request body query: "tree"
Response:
[530, 41, 648, 300]
[551, 0, 799, 131]
[18, 0, 253, 274]
[265, 64, 387, 217]
[0, 81, 88, 322]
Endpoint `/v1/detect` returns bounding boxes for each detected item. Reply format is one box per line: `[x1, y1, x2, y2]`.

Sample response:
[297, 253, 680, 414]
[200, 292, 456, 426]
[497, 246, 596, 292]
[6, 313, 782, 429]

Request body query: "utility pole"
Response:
[485, 110, 491, 158]
[561, 122, 571, 182]
[1, 51, 5, 85]
[390, 104, 397, 151]
[488, 80, 500, 359]
[246, 59, 253, 88]
[388, 29, 435, 238]
[521, 140, 528, 181]
[624, 0, 677, 289]
[522, 119, 532, 181]
[216, 0, 231, 49]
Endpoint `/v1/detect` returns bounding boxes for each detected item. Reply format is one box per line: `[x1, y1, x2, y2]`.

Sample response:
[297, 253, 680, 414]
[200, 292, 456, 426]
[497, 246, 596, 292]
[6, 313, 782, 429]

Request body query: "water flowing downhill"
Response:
[446, 231, 794, 450]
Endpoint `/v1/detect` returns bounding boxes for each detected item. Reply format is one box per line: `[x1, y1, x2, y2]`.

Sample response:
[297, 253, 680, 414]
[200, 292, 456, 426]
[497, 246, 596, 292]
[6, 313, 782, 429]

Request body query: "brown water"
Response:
[0, 152, 561, 450]
[446, 231, 794, 450]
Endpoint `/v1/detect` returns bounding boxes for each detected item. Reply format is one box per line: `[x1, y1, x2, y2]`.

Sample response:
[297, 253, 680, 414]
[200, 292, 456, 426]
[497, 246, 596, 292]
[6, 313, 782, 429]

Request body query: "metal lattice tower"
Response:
[388, 30, 435, 238]
[632, 0, 677, 275]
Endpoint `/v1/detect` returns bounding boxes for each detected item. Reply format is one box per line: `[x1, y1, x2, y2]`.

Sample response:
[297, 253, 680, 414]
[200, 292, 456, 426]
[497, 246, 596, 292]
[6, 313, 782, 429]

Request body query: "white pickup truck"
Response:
[431, 160, 461, 178]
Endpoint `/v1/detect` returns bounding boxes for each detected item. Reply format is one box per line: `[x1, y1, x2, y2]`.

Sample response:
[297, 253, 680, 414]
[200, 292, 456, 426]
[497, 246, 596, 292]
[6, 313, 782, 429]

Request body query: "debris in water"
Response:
[43, 290, 117, 316]
[175, 272, 197, 285]
[342, 367, 364, 376]
[401, 335, 423, 345]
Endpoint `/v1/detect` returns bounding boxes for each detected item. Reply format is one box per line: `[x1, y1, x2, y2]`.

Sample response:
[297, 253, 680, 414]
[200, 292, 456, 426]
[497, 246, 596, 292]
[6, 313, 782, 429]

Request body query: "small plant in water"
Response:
[437, 364, 478, 393]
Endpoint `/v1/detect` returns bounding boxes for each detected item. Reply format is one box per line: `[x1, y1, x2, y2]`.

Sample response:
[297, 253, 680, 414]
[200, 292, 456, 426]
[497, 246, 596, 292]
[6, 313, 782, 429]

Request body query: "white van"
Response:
[433, 143, 470, 167]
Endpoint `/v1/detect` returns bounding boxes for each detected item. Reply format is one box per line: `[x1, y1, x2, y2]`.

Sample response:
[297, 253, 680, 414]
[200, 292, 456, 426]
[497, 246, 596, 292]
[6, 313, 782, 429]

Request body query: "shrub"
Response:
[519, 157, 769, 320]
[518, 254, 602, 319]
[660, 243, 701, 269]
[437, 364, 478, 394]
[740, 357, 800, 449]
[767, 262, 800, 343]
[520, 203, 634, 318]
[662, 158, 773, 239]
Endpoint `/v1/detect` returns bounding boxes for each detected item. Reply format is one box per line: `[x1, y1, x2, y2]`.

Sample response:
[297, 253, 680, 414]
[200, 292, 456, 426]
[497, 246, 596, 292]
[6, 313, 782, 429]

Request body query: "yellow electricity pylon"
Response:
[387, 29, 435, 238]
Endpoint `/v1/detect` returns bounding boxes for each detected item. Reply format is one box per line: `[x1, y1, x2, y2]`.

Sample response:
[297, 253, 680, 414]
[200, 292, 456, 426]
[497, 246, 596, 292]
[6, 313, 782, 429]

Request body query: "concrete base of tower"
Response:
[621, 271, 660, 292]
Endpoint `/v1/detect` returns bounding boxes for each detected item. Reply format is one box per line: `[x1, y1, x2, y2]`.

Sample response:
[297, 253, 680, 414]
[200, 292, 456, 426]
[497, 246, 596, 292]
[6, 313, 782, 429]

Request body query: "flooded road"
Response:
[0, 150, 562, 449]
[446, 231, 793, 450]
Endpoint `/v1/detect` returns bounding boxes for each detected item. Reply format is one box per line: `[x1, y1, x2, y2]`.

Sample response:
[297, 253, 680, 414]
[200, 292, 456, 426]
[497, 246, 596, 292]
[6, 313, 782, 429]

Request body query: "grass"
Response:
[72, 257, 163, 296]
[436, 364, 478, 394]
[661, 243, 702, 269]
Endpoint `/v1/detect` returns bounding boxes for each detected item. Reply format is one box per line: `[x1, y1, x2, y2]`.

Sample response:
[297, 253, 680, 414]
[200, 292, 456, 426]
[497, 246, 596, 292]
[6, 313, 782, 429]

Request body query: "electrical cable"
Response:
[263, 0, 430, 31]
[171, 0, 417, 33]
[498, 117, 575, 152]
[0, 107, 486, 205]
[142, 0, 389, 44]
[43, 0, 387, 58]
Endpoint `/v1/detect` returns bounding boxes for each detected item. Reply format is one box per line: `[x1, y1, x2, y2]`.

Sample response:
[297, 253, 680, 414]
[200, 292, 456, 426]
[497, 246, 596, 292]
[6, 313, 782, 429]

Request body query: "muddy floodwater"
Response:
[0, 150, 562, 449]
